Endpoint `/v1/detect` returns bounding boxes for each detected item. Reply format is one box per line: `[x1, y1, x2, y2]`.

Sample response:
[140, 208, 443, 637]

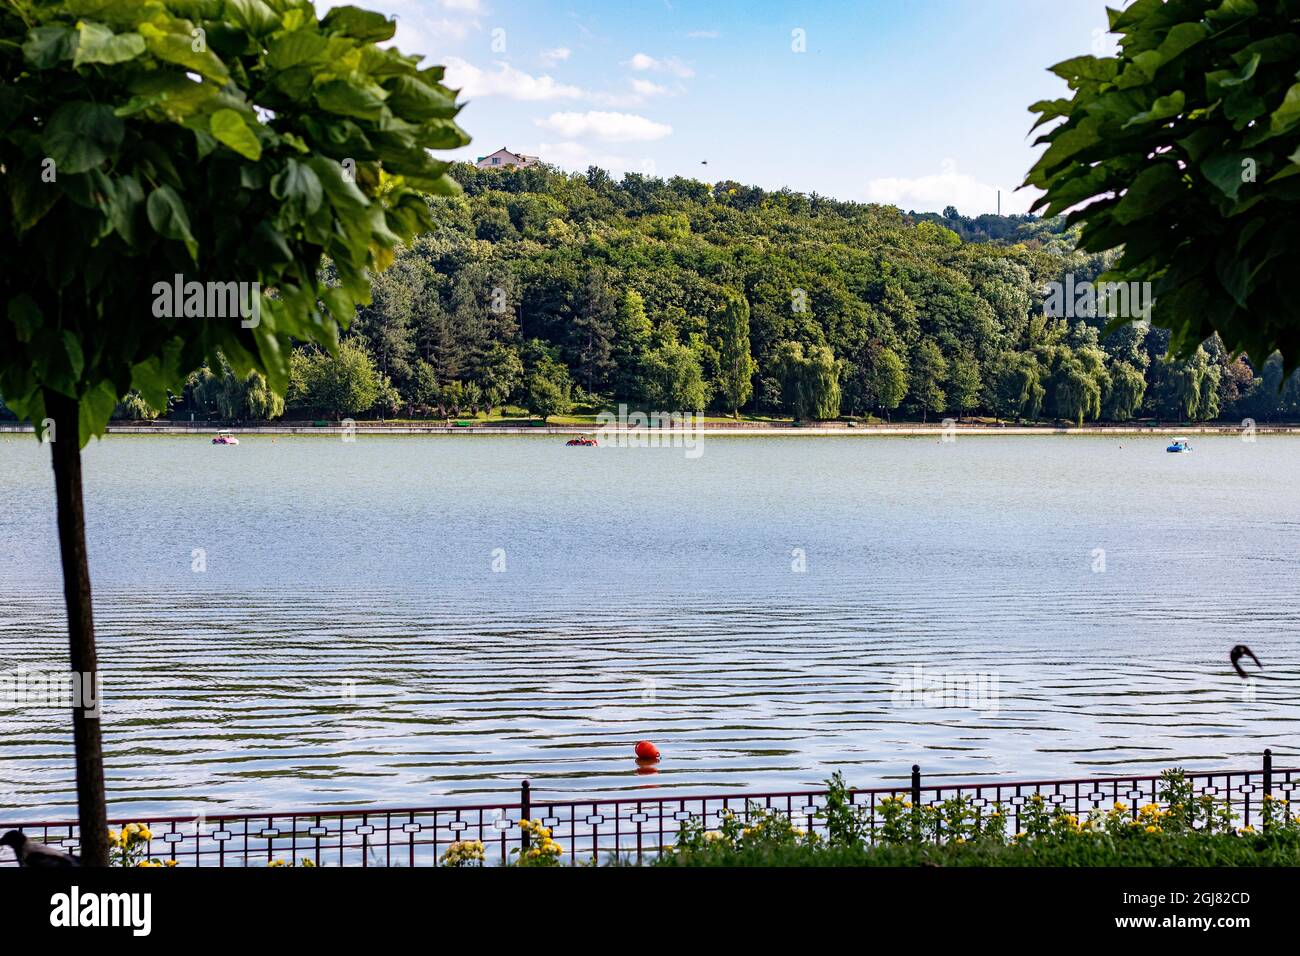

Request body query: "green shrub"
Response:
[658, 769, 1300, 867]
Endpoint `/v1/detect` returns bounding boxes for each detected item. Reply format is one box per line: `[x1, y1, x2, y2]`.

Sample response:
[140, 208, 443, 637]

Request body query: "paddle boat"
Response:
[212, 431, 239, 445]
[565, 436, 598, 446]
[1166, 438, 1191, 453]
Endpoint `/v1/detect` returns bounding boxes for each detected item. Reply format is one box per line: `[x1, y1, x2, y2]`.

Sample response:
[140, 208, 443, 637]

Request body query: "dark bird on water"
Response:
[0, 830, 80, 867]
[1230, 644, 1262, 679]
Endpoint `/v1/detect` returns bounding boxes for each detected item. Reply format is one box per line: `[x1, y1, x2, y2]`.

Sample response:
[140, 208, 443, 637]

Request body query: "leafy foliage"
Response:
[0, 0, 468, 444]
[660, 769, 1300, 867]
[1025, 0, 1300, 368]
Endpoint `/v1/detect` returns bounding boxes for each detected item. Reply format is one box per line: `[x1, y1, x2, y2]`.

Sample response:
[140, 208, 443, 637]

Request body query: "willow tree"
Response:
[0, 0, 467, 864]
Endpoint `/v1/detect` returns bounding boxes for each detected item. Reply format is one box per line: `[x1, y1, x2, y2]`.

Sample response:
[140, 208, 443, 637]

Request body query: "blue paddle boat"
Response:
[1166, 438, 1191, 453]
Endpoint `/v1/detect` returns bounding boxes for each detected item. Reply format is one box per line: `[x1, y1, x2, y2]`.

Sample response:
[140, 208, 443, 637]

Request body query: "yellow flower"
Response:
[137, 826, 152, 841]
[1145, 825, 1159, 833]
[269, 859, 288, 867]
[164, 859, 178, 867]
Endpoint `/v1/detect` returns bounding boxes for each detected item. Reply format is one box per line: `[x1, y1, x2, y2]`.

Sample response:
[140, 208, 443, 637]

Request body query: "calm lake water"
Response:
[1, 433, 1298, 818]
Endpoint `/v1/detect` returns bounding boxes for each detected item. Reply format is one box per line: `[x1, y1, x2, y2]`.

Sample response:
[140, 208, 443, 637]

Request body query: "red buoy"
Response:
[634, 740, 660, 761]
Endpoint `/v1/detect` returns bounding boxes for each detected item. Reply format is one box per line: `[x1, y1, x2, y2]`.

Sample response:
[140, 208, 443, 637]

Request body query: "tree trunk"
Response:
[46, 391, 109, 866]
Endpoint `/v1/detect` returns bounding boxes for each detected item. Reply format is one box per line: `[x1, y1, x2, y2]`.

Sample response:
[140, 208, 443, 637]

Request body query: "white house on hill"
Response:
[475, 147, 540, 170]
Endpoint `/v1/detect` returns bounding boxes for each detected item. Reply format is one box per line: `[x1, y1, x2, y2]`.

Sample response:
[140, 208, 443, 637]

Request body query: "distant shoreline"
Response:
[2, 422, 1295, 437]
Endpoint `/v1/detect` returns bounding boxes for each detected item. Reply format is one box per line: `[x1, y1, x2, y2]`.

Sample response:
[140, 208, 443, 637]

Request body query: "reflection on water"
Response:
[0, 434, 1297, 817]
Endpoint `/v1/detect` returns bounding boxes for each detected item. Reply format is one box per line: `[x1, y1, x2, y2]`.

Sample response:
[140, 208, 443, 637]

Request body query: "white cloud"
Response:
[866, 159, 1033, 215]
[444, 57, 584, 100]
[535, 110, 672, 142]
[538, 141, 658, 177]
[440, 0, 483, 11]
[540, 47, 571, 65]
[630, 78, 668, 97]
[686, 30, 719, 39]
[625, 52, 694, 77]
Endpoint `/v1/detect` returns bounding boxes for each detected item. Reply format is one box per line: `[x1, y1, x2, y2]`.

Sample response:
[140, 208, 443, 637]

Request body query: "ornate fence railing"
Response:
[2, 751, 1291, 867]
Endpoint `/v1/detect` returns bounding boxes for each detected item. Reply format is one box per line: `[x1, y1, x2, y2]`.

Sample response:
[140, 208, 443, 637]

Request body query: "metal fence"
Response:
[3, 751, 1291, 867]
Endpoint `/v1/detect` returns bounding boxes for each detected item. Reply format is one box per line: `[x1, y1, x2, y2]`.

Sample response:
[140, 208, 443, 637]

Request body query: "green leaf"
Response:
[137, 20, 229, 82]
[106, 173, 144, 245]
[1122, 90, 1185, 128]
[1203, 151, 1252, 200]
[1048, 55, 1119, 84]
[316, 79, 388, 120]
[22, 25, 76, 69]
[320, 5, 396, 42]
[210, 109, 262, 160]
[146, 185, 198, 258]
[225, 0, 281, 36]
[130, 338, 184, 411]
[383, 76, 460, 120]
[1113, 163, 1184, 225]
[10, 162, 61, 231]
[1269, 82, 1300, 136]
[42, 102, 124, 174]
[62, 332, 85, 380]
[270, 158, 324, 219]
[79, 380, 119, 446]
[8, 295, 43, 343]
[267, 30, 329, 70]
[73, 21, 145, 67]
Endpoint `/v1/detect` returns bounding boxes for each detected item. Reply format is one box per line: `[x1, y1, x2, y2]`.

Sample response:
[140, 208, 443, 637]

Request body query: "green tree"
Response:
[715, 290, 755, 418]
[289, 340, 383, 419]
[522, 340, 573, 420]
[1053, 356, 1103, 427]
[0, 0, 466, 865]
[989, 352, 1045, 422]
[612, 289, 651, 398]
[869, 346, 908, 421]
[773, 341, 842, 421]
[479, 343, 524, 414]
[571, 267, 617, 394]
[1025, 0, 1300, 366]
[909, 339, 948, 422]
[1103, 361, 1147, 422]
[645, 340, 711, 411]
[112, 391, 160, 420]
[189, 354, 283, 420]
[1179, 347, 1223, 421]
[948, 351, 982, 420]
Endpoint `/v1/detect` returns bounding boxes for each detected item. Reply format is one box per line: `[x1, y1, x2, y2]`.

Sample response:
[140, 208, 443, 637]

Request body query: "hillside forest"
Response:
[93, 163, 1300, 425]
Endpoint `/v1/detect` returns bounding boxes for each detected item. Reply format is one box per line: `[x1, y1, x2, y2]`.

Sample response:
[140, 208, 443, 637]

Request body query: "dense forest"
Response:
[88, 163, 1300, 424]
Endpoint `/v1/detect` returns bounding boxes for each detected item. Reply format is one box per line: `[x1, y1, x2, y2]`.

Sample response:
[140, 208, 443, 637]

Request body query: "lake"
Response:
[1, 433, 1297, 818]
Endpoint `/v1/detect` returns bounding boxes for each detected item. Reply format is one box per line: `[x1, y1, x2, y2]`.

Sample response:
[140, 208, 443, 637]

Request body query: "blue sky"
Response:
[363, 0, 1119, 214]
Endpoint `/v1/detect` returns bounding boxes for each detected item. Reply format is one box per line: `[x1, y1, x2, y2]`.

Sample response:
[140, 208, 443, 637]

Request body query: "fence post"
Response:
[520, 779, 531, 852]
[1263, 750, 1273, 830]
[911, 764, 921, 807]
